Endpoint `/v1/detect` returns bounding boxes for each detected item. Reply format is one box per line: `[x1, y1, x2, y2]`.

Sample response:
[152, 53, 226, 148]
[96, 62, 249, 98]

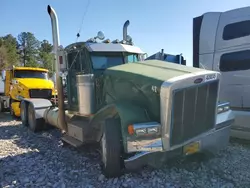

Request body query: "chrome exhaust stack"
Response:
[123, 20, 130, 42]
[47, 5, 67, 131]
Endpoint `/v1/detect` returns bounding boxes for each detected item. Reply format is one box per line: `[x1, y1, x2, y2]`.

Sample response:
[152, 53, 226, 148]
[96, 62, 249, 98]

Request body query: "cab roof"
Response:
[11, 67, 49, 72]
[64, 42, 144, 54]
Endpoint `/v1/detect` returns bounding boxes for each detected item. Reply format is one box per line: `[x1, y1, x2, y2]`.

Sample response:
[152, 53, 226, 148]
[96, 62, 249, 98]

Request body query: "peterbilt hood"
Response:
[16, 78, 54, 89]
[103, 60, 220, 122]
[105, 60, 216, 83]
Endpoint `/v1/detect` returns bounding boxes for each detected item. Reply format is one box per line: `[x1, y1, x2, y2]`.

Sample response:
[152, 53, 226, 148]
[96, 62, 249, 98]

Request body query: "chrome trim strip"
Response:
[124, 151, 152, 163]
[126, 137, 163, 153]
[133, 122, 161, 130]
[216, 119, 234, 130]
[218, 101, 230, 108]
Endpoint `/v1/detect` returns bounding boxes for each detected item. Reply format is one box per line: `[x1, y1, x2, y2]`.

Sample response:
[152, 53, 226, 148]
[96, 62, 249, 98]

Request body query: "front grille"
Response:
[29, 89, 52, 99]
[170, 80, 219, 146]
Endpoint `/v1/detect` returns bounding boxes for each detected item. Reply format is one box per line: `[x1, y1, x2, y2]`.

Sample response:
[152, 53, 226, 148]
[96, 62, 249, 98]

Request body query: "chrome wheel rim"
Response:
[20, 104, 25, 122]
[28, 106, 35, 130]
[101, 132, 107, 167]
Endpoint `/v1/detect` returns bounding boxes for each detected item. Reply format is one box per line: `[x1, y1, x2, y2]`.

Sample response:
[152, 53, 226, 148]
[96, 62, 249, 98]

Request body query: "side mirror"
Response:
[59, 71, 68, 78]
[1, 70, 6, 81]
[62, 78, 67, 87]
[141, 53, 148, 61]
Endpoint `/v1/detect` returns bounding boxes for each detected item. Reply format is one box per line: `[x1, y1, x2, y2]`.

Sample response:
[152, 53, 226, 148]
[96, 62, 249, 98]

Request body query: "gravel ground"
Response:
[1, 112, 250, 188]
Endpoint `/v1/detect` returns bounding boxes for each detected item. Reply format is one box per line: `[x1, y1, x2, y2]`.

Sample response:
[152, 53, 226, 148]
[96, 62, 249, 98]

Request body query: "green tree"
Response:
[0, 34, 19, 69]
[39, 40, 54, 76]
[40, 40, 53, 53]
[18, 32, 40, 66]
[0, 46, 8, 70]
[25, 56, 39, 67]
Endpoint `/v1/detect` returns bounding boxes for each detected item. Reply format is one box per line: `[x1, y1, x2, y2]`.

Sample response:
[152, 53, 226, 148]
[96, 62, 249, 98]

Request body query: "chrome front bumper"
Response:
[124, 110, 234, 170]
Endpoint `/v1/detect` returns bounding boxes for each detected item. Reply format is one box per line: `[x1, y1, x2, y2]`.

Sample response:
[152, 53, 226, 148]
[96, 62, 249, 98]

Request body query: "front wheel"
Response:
[101, 118, 124, 178]
[0, 100, 4, 112]
[20, 101, 28, 126]
[9, 99, 17, 118]
[27, 103, 44, 132]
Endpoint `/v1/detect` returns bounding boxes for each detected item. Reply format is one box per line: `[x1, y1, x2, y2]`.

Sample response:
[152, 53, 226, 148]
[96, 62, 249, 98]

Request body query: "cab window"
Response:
[126, 54, 139, 63]
[14, 70, 48, 79]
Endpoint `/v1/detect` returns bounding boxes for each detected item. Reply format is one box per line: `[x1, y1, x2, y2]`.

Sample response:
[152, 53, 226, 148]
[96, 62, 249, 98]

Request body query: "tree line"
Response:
[0, 32, 54, 75]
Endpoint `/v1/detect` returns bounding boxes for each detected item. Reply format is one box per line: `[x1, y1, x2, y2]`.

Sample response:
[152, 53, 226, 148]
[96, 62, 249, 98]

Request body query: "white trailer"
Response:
[193, 6, 250, 140]
[0, 80, 4, 95]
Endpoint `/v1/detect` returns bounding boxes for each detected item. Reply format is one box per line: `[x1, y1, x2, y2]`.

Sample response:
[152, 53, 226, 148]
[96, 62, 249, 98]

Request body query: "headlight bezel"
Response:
[217, 101, 230, 114]
[128, 122, 161, 137]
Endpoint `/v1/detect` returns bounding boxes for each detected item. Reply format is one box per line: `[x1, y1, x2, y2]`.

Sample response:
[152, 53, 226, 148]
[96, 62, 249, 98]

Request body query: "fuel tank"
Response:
[76, 74, 95, 116]
[43, 107, 74, 129]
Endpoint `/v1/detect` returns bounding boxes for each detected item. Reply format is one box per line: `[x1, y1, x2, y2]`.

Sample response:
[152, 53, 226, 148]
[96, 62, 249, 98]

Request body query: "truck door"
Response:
[4, 70, 12, 96]
[213, 48, 250, 109]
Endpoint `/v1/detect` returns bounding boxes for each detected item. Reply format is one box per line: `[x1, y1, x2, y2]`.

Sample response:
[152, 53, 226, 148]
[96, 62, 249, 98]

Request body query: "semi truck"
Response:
[18, 5, 234, 178]
[0, 66, 57, 117]
[193, 6, 250, 140]
[146, 49, 186, 65]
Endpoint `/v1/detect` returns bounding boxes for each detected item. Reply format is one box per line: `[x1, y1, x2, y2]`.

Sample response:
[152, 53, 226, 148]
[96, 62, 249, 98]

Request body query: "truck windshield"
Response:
[91, 53, 124, 70]
[126, 54, 139, 63]
[14, 70, 48, 79]
[91, 52, 140, 70]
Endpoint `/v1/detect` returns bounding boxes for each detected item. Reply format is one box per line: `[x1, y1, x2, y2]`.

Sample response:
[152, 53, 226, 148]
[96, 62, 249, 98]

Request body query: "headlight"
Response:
[147, 127, 159, 134]
[217, 107, 223, 113]
[217, 102, 230, 114]
[135, 128, 147, 136]
[128, 122, 161, 137]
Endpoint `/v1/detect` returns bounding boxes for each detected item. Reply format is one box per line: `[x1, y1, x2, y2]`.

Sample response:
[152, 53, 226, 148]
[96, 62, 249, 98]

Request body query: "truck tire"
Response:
[0, 100, 3, 112]
[100, 118, 124, 178]
[20, 101, 28, 126]
[9, 99, 17, 118]
[27, 103, 44, 132]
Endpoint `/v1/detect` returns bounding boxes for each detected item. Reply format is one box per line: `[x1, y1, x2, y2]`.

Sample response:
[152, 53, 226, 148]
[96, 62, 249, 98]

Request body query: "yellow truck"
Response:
[0, 66, 57, 117]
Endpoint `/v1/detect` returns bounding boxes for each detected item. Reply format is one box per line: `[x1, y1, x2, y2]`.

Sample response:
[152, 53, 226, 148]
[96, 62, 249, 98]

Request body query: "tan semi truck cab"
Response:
[0, 66, 57, 117]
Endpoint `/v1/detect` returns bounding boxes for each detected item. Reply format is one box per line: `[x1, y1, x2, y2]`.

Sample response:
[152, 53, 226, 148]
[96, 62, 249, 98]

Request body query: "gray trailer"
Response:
[193, 6, 250, 140]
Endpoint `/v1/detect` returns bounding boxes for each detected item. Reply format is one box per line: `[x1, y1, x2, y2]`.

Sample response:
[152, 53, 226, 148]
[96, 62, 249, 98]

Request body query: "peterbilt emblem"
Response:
[194, 78, 203, 84]
[205, 74, 217, 82]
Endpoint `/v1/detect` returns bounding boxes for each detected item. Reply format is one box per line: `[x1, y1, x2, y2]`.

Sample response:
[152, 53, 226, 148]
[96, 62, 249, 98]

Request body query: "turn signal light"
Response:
[128, 125, 134, 135]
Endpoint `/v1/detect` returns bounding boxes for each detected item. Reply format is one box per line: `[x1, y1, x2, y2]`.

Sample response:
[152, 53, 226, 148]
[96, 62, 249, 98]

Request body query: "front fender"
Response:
[10, 82, 29, 101]
[216, 109, 235, 130]
[89, 102, 150, 151]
